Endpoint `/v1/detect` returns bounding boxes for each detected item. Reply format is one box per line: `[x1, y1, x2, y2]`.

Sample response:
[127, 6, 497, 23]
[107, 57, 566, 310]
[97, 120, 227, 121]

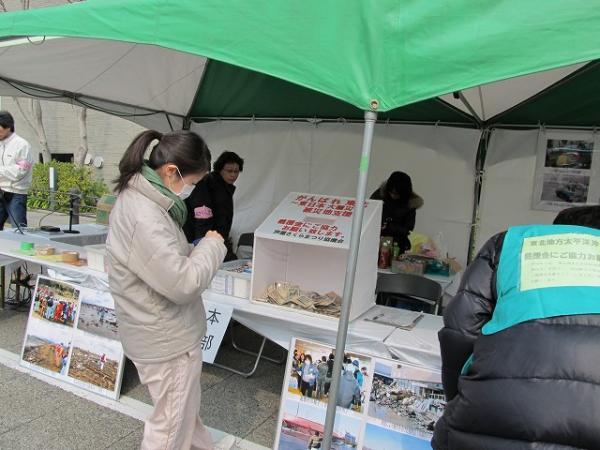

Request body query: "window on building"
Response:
[39, 153, 74, 163]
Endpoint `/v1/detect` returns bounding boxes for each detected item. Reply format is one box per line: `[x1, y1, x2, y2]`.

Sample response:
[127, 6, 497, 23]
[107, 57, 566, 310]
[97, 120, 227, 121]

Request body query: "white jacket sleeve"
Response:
[0, 140, 32, 182]
[128, 219, 227, 305]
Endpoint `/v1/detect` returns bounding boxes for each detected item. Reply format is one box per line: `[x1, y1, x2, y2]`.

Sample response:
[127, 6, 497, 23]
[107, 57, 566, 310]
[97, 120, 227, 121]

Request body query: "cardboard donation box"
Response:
[251, 192, 382, 321]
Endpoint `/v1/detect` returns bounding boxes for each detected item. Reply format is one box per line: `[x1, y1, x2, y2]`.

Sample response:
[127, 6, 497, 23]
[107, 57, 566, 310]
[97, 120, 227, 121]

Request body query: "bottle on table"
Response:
[378, 241, 391, 269]
[392, 242, 400, 261]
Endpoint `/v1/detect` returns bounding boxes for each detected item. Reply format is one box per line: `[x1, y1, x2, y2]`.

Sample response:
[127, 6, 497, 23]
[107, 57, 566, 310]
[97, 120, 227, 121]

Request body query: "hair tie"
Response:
[145, 138, 160, 160]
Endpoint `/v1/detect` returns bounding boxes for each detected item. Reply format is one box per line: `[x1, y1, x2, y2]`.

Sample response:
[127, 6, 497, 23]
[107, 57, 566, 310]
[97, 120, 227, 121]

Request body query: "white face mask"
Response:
[170, 167, 195, 200]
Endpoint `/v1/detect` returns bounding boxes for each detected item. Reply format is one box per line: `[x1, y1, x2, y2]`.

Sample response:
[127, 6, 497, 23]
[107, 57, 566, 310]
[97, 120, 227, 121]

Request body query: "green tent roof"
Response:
[0, 0, 600, 113]
[0, 1, 599, 130]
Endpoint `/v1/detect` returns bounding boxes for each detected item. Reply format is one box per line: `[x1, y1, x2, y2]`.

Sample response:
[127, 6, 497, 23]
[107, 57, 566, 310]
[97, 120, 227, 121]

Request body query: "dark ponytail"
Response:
[115, 130, 211, 193]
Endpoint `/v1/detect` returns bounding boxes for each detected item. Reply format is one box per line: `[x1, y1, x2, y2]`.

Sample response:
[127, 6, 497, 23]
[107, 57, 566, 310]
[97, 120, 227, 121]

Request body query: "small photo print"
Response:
[545, 139, 593, 170]
[22, 318, 72, 375]
[541, 172, 590, 204]
[31, 277, 80, 327]
[363, 422, 432, 450]
[77, 288, 118, 340]
[68, 330, 122, 392]
[289, 339, 371, 413]
[368, 361, 445, 440]
[278, 399, 361, 450]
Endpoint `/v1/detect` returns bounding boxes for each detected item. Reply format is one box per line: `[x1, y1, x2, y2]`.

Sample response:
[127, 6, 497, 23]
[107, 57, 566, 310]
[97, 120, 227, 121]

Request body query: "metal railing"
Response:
[27, 188, 103, 217]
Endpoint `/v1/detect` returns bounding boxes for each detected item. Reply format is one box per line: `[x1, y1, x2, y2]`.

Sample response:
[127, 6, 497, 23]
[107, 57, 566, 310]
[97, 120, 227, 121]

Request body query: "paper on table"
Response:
[363, 306, 423, 329]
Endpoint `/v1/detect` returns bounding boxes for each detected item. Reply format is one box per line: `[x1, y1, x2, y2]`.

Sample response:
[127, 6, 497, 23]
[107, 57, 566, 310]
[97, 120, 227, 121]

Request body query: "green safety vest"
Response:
[462, 224, 600, 375]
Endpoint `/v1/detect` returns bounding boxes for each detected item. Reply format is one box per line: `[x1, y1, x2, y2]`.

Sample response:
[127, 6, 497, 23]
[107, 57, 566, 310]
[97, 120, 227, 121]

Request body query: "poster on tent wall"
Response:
[273, 337, 444, 450]
[532, 131, 600, 211]
[20, 276, 126, 400]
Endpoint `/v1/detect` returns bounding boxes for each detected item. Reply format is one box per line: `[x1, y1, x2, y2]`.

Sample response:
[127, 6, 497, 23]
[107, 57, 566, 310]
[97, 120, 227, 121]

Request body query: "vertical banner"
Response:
[533, 131, 600, 211]
[21, 276, 125, 400]
[274, 338, 445, 449]
[200, 300, 233, 364]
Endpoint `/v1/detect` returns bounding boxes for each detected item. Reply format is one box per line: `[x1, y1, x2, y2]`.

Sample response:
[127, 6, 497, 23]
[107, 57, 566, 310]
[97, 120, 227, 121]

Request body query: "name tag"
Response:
[194, 206, 213, 219]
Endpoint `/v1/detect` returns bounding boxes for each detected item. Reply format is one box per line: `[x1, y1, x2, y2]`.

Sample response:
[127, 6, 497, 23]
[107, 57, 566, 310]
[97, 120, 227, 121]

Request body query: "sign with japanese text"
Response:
[521, 234, 600, 291]
[256, 192, 377, 248]
[201, 300, 233, 364]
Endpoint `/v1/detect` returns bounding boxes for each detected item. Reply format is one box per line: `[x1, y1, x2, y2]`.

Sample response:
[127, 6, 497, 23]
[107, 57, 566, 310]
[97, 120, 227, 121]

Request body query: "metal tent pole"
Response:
[321, 110, 377, 450]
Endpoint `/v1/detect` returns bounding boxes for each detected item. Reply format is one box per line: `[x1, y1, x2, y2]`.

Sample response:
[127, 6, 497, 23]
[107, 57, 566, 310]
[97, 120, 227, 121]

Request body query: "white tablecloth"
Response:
[204, 291, 443, 371]
[0, 235, 443, 371]
[3, 224, 109, 247]
[0, 235, 109, 290]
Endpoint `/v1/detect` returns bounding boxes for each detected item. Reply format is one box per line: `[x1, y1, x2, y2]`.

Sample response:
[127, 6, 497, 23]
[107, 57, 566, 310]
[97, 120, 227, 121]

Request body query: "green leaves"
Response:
[28, 162, 109, 215]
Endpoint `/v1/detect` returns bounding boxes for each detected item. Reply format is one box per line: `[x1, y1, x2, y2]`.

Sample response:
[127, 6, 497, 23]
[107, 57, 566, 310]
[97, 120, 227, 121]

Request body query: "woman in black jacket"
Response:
[184, 151, 244, 261]
[433, 205, 600, 450]
[370, 171, 423, 254]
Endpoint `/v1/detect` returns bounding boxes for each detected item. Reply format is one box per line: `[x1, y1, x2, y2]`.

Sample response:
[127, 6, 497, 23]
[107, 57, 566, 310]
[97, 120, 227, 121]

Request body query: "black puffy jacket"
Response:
[433, 232, 600, 450]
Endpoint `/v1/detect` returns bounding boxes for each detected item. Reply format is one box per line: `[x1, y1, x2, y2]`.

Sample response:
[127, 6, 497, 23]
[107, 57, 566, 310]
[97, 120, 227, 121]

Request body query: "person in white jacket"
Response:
[0, 111, 33, 230]
[107, 129, 234, 450]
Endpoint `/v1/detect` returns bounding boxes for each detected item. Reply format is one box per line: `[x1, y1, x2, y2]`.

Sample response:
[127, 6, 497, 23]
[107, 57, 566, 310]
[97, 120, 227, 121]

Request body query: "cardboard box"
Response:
[251, 192, 382, 321]
[210, 259, 252, 298]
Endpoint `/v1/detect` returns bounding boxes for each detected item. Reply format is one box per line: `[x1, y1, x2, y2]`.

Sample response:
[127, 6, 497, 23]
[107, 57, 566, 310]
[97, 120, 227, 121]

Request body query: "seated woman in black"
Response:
[370, 171, 423, 254]
[184, 151, 244, 261]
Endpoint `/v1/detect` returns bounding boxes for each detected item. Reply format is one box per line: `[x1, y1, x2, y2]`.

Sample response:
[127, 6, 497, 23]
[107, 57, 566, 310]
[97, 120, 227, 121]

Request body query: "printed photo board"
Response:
[274, 338, 445, 450]
[21, 275, 126, 400]
[533, 132, 600, 211]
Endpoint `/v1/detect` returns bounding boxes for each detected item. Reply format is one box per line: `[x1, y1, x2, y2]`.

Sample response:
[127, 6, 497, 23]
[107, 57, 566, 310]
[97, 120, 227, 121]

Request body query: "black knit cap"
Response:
[553, 205, 600, 230]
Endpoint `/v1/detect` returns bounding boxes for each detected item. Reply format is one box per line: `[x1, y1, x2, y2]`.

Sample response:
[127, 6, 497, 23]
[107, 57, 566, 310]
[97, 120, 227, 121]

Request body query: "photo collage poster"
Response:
[274, 338, 445, 450]
[533, 131, 600, 211]
[20, 275, 125, 400]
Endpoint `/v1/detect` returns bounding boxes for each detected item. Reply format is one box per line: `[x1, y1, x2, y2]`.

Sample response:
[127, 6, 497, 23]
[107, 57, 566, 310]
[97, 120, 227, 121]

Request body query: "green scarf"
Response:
[141, 164, 188, 228]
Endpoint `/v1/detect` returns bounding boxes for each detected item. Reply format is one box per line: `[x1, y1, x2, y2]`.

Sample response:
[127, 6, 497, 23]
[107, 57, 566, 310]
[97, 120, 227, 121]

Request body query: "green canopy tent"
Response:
[1, 1, 600, 447]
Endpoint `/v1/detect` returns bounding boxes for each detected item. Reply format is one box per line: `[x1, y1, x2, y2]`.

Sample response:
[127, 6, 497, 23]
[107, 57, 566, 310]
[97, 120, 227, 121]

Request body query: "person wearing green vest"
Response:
[433, 205, 600, 450]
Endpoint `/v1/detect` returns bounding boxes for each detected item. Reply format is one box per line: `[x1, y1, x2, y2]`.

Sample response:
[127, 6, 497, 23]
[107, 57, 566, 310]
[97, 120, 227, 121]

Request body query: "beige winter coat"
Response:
[106, 174, 226, 363]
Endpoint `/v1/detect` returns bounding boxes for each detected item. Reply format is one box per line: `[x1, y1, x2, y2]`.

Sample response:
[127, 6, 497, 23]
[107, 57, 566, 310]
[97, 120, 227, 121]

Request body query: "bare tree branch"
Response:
[74, 106, 88, 167]
[0, 1, 7, 13]
[31, 99, 52, 163]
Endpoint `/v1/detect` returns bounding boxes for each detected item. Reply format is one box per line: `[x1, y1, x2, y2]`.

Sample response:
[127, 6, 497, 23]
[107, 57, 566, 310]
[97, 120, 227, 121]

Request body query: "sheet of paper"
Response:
[521, 233, 600, 291]
[363, 306, 423, 329]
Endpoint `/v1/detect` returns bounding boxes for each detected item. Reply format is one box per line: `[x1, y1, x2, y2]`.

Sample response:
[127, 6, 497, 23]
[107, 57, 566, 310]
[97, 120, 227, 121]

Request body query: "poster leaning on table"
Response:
[274, 337, 445, 450]
[21, 275, 126, 400]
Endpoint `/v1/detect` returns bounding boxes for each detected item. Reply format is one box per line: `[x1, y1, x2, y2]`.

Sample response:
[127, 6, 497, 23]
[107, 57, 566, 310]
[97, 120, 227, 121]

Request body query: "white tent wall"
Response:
[192, 120, 481, 267]
[475, 128, 599, 253]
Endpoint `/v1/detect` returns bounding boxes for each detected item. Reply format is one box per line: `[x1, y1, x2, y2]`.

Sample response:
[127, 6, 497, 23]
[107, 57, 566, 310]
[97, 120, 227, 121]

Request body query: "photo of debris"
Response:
[363, 422, 432, 450]
[368, 360, 445, 440]
[68, 330, 123, 392]
[22, 318, 72, 375]
[31, 277, 80, 328]
[77, 288, 118, 340]
[277, 399, 361, 450]
[545, 139, 593, 170]
[288, 339, 371, 413]
[541, 172, 590, 205]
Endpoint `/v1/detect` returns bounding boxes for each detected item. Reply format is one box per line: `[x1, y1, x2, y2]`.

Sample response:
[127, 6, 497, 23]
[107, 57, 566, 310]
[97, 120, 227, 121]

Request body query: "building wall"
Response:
[0, 98, 145, 187]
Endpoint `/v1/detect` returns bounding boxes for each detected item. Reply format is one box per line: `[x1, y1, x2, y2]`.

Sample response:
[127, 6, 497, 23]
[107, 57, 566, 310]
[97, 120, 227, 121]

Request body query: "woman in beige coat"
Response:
[107, 130, 233, 450]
